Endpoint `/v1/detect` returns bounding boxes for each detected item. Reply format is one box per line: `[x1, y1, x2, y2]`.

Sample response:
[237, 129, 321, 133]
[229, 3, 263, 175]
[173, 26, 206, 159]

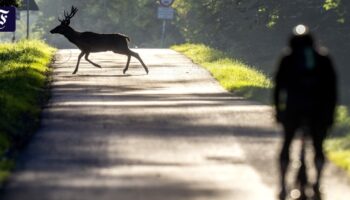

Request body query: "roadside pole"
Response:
[26, 0, 29, 39]
[19, 0, 39, 40]
[157, 0, 175, 48]
[161, 20, 166, 48]
[13, 8, 20, 42]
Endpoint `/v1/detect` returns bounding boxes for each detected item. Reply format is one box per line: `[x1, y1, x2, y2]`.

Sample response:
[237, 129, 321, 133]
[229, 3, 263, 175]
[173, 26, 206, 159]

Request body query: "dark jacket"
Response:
[273, 47, 337, 126]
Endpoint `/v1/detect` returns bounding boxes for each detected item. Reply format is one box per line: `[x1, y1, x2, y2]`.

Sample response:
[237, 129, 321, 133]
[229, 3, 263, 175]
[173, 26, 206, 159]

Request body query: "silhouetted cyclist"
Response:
[274, 24, 337, 200]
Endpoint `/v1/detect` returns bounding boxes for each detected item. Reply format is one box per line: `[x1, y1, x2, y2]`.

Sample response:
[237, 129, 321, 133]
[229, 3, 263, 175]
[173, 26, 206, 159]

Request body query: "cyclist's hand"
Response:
[276, 111, 285, 123]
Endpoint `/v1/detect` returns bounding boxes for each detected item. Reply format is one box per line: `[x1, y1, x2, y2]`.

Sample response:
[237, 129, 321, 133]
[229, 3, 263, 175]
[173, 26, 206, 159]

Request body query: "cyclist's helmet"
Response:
[289, 24, 314, 50]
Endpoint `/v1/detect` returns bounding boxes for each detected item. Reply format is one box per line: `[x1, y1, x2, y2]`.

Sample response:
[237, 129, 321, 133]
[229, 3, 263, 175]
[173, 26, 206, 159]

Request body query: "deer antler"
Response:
[63, 6, 78, 21]
[58, 6, 78, 23]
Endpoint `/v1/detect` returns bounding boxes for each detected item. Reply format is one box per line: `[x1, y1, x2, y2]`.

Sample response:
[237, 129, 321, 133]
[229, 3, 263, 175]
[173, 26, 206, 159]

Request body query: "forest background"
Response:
[1, 0, 349, 105]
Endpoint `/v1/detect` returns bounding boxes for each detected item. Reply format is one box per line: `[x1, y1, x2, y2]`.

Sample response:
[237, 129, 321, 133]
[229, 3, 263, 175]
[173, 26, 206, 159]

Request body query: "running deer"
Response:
[50, 6, 148, 74]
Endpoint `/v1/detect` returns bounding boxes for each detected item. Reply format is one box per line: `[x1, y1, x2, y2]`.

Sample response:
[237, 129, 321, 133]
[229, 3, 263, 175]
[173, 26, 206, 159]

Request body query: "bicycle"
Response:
[282, 126, 322, 200]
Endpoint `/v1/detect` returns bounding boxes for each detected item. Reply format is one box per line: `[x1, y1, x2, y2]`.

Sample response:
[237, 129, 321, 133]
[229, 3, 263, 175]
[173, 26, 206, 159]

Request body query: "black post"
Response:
[26, 0, 29, 39]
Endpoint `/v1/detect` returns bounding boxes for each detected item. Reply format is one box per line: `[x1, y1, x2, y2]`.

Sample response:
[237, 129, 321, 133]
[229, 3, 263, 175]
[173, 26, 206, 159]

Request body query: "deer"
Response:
[50, 6, 149, 75]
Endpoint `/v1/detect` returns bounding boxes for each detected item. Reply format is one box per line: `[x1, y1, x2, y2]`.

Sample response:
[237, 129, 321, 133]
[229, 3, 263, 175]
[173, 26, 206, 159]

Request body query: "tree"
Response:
[173, 0, 350, 104]
[0, 0, 20, 7]
[34, 0, 183, 48]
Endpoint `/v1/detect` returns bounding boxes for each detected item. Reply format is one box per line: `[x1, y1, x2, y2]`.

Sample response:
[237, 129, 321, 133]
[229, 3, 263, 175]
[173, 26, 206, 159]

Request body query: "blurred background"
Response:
[1, 0, 349, 105]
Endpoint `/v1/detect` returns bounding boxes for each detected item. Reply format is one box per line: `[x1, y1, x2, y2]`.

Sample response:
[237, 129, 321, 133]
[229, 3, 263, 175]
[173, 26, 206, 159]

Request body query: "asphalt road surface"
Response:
[1, 49, 350, 200]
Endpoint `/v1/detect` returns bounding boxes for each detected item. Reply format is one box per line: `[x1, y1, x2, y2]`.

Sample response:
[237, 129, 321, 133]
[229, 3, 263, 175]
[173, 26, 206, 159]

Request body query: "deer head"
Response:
[50, 6, 78, 34]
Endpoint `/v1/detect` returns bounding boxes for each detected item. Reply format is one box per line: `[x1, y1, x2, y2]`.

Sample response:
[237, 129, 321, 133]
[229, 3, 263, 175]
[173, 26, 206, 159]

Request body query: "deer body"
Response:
[50, 6, 148, 74]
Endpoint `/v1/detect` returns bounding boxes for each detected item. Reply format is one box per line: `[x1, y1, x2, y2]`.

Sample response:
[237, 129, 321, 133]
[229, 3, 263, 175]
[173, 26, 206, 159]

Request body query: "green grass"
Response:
[326, 139, 350, 175]
[172, 43, 350, 176]
[325, 106, 350, 175]
[0, 40, 55, 183]
[171, 43, 272, 103]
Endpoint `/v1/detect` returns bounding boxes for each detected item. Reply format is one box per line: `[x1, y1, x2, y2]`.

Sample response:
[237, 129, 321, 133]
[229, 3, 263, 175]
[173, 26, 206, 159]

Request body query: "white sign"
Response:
[159, 0, 174, 7]
[157, 7, 174, 20]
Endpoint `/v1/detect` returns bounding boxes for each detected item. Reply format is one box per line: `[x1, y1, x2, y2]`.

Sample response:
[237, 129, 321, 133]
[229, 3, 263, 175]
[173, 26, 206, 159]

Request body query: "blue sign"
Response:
[0, 7, 16, 32]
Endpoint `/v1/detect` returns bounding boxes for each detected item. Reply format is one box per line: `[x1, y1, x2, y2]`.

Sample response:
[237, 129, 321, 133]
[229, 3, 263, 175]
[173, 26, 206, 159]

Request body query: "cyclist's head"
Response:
[289, 24, 314, 50]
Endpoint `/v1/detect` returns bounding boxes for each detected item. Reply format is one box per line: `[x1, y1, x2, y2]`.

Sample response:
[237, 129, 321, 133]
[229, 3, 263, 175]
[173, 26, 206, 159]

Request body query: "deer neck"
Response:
[62, 26, 80, 44]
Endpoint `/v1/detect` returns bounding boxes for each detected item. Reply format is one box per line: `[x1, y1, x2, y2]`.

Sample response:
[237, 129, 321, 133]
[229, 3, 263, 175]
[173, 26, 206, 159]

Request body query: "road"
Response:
[1, 49, 349, 200]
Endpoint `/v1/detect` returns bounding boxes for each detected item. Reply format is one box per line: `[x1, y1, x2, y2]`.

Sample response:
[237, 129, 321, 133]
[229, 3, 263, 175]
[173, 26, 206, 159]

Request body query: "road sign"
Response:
[18, 0, 39, 39]
[159, 0, 174, 7]
[18, 0, 39, 11]
[157, 7, 174, 20]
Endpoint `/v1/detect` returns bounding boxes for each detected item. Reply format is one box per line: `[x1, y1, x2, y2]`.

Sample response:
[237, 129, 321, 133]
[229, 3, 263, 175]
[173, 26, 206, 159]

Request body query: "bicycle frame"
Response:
[295, 128, 308, 200]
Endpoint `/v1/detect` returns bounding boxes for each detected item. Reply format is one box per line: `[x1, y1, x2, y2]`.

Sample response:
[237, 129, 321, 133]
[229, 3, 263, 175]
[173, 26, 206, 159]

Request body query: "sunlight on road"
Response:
[2, 50, 349, 200]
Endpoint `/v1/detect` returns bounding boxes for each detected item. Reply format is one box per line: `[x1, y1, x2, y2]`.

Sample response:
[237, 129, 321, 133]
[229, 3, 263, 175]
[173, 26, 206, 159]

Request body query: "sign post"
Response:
[157, 0, 175, 47]
[19, 0, 39, 39]
[26, 0, 29, 39]
[12, 8, 21, 42]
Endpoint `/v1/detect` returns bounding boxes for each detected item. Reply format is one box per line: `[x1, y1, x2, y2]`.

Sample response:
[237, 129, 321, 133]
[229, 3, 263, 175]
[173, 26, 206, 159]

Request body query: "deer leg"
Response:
[85, 52, 101, 68]
[73, 52, 85, 74]
[123, 55, 131, 74]
[130, 50, 149, 74]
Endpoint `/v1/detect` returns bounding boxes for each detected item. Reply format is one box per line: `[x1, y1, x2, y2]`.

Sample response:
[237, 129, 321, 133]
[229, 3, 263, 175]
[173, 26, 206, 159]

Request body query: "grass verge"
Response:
[172, 43, 350, 175]
[171, 43, 272, 103]
[0, 40, 55, 183]
[325, 106, 350, 175]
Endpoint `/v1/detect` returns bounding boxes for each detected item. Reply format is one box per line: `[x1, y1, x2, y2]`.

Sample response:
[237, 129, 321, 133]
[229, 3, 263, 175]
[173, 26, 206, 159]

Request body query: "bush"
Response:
[171, 43, 272, 103]
[0, 40, 55, 182]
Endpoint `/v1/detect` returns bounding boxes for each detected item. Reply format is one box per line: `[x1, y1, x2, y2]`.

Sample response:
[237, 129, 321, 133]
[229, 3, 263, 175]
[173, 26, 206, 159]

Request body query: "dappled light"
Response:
[2, 48, 349, 200]
[1, 1, 350, 200]
[1, 49, 279, 200]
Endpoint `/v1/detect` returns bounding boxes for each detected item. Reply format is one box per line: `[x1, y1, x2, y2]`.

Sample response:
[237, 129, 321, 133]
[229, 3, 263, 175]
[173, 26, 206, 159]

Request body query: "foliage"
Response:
[325, 106, 350, 175]
[0, 39, 55, 148]
[174, 43, 350, 173]
[203, 59, 272, 90]
[171, 0, 350, 107]
[9, 0, 350, 82]
[0, 0, 20, 7]
[0, 40, 55, 182]
[171, 43, 227, 63]
[0, 159, 14, 183]
[327, 150, 350, 175]
[173, 1, 347, 54]
[324, 0, 341, 10]
[336, 106, 349, 122]
[34, 0, 183, 48]
[171, 43, 272, 103]
[326, 135, 350, 175]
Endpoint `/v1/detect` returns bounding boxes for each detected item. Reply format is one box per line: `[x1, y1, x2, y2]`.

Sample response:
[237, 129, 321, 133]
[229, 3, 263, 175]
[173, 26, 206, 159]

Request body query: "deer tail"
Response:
[117, 33, 130, 42]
